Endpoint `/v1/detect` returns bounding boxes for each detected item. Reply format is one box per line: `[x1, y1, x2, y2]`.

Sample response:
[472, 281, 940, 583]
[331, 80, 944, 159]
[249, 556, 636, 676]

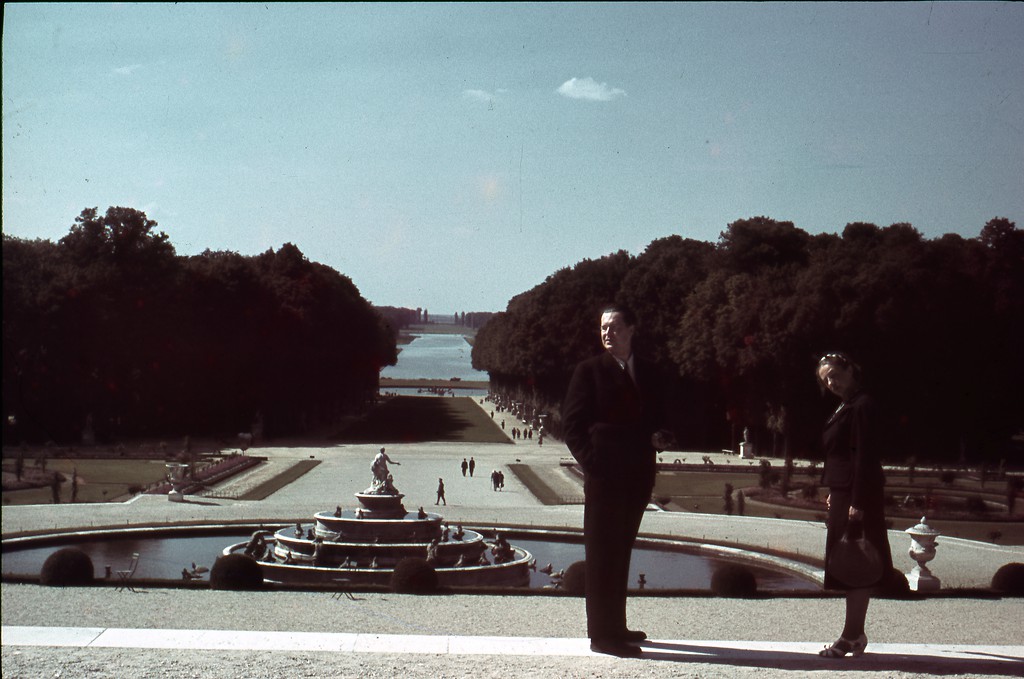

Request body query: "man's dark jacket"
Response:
[561, 351, 670, 483]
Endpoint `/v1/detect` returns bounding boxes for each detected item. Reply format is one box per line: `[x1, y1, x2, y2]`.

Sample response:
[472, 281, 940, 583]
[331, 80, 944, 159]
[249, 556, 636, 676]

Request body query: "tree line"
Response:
[472, 217, 1024, 463]
[3, 207, 397, 444]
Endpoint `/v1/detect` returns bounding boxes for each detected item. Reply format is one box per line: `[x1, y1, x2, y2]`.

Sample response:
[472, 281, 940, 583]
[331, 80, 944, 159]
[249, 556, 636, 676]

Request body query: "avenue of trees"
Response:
[3, 207, 397, 444]
[472, 217, 1024, 463]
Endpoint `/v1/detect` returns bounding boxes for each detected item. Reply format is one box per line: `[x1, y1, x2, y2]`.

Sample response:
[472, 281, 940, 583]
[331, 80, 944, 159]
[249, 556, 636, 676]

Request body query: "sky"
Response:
[3, 2, 1022, 315]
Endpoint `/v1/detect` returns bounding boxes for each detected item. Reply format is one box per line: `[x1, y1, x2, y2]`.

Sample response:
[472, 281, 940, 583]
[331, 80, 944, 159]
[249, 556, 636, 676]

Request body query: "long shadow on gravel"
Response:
[333, 396, 511, 444]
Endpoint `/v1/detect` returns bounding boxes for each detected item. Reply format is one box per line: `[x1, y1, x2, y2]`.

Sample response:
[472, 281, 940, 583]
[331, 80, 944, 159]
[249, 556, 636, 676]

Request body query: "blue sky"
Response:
[3, 2, 1022, 314]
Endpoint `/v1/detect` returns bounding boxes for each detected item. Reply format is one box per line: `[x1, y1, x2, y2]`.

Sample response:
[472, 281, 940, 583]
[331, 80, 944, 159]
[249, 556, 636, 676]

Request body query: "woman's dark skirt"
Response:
[824, 489, 894, 591]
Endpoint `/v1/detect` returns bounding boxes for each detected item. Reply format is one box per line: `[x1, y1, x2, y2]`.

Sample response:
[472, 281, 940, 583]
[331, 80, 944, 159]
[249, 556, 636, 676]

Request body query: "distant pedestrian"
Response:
[469, 457, 476, 477]
[490, 470, 499, 491]
[436, 478, 446, 506]
[461, 458, 468, 477]
[497, 470, 505, 491]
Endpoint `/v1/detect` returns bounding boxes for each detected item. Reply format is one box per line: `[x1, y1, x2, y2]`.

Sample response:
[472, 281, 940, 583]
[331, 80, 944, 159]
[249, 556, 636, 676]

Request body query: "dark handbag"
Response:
[828, 519, 884, 588]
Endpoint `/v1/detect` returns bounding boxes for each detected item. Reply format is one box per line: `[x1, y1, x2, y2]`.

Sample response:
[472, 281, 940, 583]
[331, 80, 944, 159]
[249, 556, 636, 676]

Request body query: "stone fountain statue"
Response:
[367, 447, 401, 495]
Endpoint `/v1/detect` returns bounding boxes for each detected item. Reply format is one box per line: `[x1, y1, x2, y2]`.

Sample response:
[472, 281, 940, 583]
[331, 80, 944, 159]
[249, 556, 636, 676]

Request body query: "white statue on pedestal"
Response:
[905, 516, 941, 591]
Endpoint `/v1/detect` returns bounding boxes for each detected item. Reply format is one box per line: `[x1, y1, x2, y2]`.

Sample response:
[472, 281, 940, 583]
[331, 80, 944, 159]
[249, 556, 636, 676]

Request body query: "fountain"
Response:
[224, 449, 532, 587]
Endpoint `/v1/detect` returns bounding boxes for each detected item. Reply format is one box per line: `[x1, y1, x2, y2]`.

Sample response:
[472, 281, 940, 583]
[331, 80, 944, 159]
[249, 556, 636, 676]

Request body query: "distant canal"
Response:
[380, 333, 489, 382]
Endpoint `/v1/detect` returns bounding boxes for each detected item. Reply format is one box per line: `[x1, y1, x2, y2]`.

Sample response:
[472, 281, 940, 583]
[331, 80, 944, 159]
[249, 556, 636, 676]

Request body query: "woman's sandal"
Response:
[819, 634, 867, 658]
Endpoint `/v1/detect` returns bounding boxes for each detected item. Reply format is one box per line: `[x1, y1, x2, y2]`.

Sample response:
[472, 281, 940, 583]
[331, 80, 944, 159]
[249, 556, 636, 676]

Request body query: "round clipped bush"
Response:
[991, 563, 1024, 596]
[210, 553, 264, 591]
[710, 564, 757, 598]
[561, 560, 586, 595]
[40, 547, 94, 586]
[879, 568, 911, 599]
[391, 557, 438, 594]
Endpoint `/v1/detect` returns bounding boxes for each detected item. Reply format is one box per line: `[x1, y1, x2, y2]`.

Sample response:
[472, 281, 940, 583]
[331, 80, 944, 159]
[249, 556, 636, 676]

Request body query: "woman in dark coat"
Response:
[816, 352, 893, 658]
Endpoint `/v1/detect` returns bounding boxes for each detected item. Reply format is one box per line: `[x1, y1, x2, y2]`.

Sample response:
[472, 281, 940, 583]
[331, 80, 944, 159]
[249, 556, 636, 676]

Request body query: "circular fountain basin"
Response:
[1, 524, 822, 592]
[228, 540, 532, 587]
[311, 509, 443, 542]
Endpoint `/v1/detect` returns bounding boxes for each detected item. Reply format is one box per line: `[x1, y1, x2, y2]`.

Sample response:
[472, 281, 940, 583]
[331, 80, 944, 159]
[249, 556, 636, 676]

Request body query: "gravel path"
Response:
[3, 585, 1022, 678]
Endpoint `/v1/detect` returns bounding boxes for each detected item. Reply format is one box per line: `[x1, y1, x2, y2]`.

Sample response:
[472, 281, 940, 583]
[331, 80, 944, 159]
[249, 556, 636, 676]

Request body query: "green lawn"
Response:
[2, 458, 171, 505]
[334, 396, 509, 444]
[651, 468, 1024, 545]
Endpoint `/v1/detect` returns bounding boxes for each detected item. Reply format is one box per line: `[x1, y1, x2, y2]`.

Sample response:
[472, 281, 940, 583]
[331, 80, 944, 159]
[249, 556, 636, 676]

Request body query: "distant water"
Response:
[380, 333, 489, 382]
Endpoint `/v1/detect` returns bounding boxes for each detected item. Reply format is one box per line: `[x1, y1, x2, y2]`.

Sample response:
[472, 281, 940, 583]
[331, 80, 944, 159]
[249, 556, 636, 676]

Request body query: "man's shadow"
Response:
[637, 641, 1022, 676]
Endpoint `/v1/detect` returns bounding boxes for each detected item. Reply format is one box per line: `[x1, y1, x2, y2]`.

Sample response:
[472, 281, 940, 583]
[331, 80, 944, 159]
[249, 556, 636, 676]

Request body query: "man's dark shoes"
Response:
[620, 629, 647, 642]
[590, 638, 643, 657]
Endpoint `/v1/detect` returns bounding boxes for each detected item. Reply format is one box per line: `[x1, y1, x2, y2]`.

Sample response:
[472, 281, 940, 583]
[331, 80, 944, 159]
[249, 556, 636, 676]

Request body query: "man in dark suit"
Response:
[561, 304, 674, 657]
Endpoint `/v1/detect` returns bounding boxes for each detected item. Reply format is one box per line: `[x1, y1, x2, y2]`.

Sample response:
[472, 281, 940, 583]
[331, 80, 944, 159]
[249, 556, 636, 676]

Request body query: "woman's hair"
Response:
[816, 351, 863, 388]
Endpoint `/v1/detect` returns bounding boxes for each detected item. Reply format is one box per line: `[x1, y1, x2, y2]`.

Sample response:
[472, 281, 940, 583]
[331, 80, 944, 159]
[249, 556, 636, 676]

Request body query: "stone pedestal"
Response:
[166, 463, 189, 503]
[905, 516, 941, 591]
[740, 442, 754, 459]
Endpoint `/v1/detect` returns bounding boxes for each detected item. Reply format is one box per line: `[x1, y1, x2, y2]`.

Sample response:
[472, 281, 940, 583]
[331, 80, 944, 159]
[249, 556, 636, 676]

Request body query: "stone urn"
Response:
[905, 516, 941, 591]
[166, 462, 189, 503]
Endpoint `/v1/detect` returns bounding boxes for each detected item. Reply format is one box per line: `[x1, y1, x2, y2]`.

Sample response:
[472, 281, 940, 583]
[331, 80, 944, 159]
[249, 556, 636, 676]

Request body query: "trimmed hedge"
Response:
[991, 563, 1024, 596]
[711, 564, 757, 598]
[40, 547, 94, 586]
[210, 554, 264, 591]
[391, 557, 438, 594]
[562, 560, 586, 595]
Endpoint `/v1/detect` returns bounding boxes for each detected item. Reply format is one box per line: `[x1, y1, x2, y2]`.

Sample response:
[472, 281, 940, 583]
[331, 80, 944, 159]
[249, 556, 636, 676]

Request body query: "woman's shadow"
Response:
[636, 640, 1022, 675]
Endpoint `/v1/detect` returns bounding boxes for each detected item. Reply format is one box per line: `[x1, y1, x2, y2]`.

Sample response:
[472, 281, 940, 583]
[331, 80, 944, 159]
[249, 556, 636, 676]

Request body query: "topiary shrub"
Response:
[210, 553, 264, 591]
[40, 547, 94, 586]
[710, 564, 757, 598]
[561, 560, 586, 595]
[991, 563, 1024, 596]
[879, 567, 911, 599]
[391, 557, 438, 594]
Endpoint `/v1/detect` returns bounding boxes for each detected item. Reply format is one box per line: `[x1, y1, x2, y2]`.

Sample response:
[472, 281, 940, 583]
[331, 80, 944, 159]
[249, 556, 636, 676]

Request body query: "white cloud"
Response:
[463, 89, 493, 103]
[556, 77, 626, 102]
[112, 64, 144, 76]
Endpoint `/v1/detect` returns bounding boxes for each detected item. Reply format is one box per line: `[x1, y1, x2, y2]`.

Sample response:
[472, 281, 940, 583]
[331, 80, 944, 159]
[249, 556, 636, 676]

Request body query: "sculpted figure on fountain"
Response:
[368, 447, 401, 494]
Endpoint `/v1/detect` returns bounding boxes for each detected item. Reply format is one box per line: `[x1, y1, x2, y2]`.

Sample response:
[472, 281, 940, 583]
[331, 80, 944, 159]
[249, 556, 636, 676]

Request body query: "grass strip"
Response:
[236, 459, 322, 501]
[508, 463, 581, 506]
[335, 396, 510, 444]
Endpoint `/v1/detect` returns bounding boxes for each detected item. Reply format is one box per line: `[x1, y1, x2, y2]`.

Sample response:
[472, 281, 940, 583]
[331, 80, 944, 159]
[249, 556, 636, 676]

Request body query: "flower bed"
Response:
[146, 454, 262, 495]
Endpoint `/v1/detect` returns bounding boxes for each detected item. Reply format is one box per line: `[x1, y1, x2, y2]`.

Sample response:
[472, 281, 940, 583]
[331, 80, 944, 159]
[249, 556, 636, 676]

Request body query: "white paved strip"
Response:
[1, 626, 106, 647]
[3, 626, 1023, 665]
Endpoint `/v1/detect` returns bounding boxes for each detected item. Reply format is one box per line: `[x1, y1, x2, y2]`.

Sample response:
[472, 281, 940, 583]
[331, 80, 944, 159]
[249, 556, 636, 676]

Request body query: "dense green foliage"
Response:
[3, 207, 397, 443]
[472, 217, 1024, 462]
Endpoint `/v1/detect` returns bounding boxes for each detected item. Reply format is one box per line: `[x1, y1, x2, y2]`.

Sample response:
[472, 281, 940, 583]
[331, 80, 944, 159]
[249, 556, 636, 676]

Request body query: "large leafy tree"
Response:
[475, 216, 1023, 462]
[2, 208, 395, 443]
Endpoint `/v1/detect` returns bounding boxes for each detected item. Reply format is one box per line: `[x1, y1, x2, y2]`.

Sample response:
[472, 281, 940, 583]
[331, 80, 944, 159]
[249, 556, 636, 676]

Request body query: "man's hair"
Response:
[600, 304, 637, 327]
